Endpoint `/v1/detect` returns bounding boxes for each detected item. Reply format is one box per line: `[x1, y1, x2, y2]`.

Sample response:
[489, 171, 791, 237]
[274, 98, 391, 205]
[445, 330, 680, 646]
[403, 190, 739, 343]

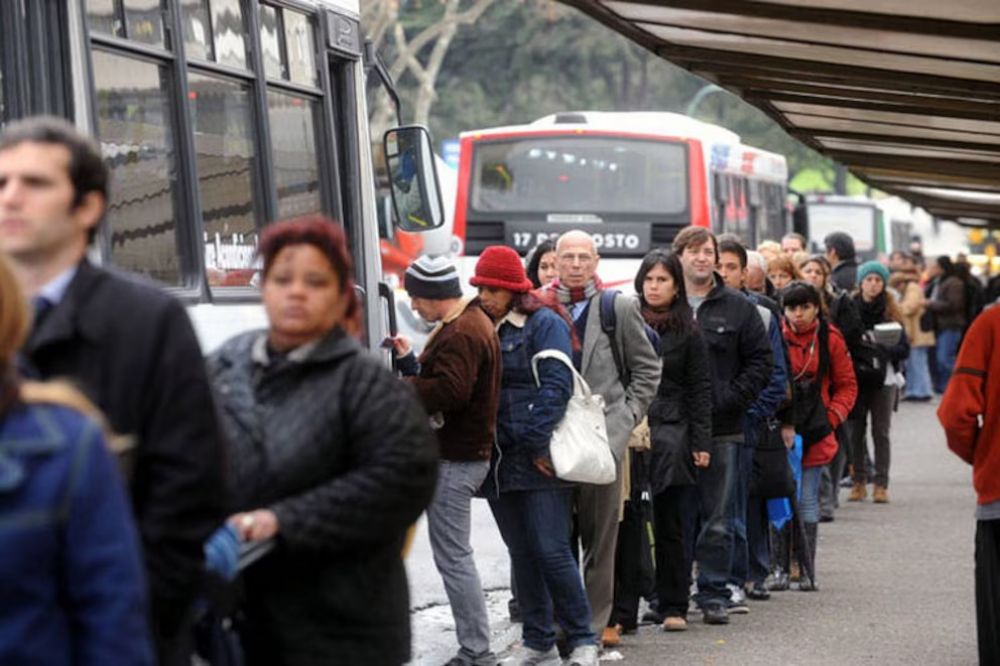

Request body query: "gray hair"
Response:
[746, 251, 768, 273]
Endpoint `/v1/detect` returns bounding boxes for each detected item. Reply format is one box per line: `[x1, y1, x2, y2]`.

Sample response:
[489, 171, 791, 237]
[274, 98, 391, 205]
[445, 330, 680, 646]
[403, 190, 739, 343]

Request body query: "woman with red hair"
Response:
[207, 216, 438, 665]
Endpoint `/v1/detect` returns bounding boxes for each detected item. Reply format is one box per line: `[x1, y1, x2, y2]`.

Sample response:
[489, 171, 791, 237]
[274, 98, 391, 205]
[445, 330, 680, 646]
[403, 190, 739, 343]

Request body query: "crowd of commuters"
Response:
[0, 115, 996, 665]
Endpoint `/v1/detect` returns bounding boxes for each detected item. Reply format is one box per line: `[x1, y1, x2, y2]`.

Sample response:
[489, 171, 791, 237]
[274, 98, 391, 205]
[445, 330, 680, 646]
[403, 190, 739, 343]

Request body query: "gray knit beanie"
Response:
[404, 255, 463, 300]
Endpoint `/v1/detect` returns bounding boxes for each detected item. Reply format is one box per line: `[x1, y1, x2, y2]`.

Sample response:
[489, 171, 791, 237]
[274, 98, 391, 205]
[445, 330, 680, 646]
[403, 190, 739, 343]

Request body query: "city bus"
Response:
[0, 0, 441, 352]
[451, 111, 788, 290]
[793, 194, 886, 261]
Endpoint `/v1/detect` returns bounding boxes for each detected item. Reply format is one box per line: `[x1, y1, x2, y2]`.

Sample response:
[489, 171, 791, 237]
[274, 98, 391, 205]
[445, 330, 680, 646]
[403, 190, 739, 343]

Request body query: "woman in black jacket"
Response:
[636, 250, 712, 632]
[848, 261, 909, 505]
[207, 217, 438, 666]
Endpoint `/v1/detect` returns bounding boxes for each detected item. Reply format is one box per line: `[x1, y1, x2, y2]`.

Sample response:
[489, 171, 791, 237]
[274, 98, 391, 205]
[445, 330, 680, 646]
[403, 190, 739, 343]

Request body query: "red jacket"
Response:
[938, 305, 1000, 506]
[782, 318, 858, 468]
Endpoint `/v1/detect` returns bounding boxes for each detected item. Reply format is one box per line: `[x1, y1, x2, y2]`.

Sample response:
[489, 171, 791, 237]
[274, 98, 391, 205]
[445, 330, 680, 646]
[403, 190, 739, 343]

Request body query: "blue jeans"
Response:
[905, 346, 933, 399]
[798, 466, 824, 524]
[935, 328, 963, 394]
[427, 460, 493, 661]
[694, 440, 738, 609]
[489, 489, 595, 652]
[729, 442, 754, 588]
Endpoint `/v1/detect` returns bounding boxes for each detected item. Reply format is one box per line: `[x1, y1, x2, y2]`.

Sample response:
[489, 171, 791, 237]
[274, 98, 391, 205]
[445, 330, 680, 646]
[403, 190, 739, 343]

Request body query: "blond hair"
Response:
[0, 256, 28, 371]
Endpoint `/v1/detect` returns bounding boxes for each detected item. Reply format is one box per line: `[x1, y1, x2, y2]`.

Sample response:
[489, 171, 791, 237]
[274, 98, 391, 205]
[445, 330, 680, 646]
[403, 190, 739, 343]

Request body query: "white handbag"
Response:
[531, 350, 616, 485]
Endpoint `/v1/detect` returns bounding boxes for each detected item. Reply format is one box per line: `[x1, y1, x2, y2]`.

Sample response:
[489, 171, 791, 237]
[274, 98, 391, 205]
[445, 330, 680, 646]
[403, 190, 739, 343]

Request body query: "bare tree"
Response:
[364, 0, 497, 133]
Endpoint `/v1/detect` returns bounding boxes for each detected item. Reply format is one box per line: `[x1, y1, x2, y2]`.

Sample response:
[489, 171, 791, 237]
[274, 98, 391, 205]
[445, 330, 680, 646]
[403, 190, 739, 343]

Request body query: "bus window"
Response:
[210, 0, 248, 69]
[92, 49, 182, 286]
[188, 72, 259, 288]
[87, 0, 165, 45]
[283, 9, 317, 87]
[259, 5, 285, 80]
[266, 90, 321, 219]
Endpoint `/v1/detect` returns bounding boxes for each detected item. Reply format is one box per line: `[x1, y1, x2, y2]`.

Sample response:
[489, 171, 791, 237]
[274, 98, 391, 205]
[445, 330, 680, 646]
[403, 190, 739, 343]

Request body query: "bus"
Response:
[452, 110, 788, 290]
[0, 0, 441, 352]
[793, 194, 889, 262]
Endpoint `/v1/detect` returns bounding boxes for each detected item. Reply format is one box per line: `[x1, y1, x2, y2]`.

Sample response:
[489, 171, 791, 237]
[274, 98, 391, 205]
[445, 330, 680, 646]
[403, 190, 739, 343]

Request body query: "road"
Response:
[406, 399, 980, 665]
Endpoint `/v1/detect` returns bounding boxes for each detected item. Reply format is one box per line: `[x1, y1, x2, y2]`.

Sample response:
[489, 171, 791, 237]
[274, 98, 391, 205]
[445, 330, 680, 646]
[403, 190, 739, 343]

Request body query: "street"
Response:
[407, 399, 980, 665]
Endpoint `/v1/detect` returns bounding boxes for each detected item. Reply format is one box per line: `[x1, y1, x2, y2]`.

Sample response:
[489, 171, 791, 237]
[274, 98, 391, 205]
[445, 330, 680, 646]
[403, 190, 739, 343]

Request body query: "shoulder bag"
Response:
[531, 349, 616, 485]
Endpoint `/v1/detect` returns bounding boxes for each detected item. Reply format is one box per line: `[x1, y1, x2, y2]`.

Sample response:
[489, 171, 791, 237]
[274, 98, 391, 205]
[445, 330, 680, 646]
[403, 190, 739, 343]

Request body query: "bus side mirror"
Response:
[383, 125, 445, 232]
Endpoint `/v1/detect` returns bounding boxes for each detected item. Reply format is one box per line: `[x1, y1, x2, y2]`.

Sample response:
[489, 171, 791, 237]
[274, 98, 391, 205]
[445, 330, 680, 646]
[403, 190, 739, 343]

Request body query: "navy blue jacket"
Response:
[482, 307, 573, 494]
[0, 402, 152, 665]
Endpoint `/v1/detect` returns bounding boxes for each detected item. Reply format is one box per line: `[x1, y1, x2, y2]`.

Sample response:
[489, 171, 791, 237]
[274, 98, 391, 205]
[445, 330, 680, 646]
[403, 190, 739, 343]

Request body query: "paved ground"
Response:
[407, 399, 980, 665]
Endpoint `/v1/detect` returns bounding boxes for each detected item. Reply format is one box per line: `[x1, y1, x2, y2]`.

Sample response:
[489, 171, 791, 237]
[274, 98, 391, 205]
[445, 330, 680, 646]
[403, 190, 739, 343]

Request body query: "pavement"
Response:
[407, 399, 980, 665]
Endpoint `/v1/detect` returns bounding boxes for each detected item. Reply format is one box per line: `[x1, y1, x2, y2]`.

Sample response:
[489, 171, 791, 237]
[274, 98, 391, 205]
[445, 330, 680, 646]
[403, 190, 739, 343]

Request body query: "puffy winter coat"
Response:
[782, 319, 858, 468]
[481, 306, 573, 495]
[208, 328, 438, 665]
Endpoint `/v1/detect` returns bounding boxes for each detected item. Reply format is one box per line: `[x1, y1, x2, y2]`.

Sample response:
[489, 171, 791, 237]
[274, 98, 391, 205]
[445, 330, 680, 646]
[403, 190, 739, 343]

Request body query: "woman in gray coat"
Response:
[636, 250, 712, 632]
[207, 217, 438, 666]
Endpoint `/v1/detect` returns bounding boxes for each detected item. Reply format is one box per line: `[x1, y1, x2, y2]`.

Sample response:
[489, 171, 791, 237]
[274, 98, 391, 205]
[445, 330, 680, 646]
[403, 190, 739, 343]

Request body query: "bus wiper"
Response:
[364, 40, 402, 126]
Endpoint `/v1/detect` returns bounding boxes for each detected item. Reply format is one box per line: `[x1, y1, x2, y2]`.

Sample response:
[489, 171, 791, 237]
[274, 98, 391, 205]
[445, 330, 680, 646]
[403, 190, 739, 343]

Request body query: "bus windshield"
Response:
[471, 135, 688, 217]
[807, 203, 877, 254]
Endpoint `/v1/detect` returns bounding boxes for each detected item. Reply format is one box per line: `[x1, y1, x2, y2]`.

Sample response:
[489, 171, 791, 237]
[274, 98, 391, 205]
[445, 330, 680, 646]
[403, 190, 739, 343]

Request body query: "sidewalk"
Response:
[408, 400, 979, 664]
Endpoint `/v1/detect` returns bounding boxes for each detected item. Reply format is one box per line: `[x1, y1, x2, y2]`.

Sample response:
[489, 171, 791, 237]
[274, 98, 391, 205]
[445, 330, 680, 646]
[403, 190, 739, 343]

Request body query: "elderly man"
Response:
[746, 250, 771, 296]
[394, 255, 501, 666]
[551, 230, 660, 646]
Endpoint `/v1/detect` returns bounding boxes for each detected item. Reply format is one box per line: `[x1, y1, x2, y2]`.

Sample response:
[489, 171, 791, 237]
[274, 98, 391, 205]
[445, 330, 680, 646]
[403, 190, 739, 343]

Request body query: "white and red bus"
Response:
[451, 110, 788, 291]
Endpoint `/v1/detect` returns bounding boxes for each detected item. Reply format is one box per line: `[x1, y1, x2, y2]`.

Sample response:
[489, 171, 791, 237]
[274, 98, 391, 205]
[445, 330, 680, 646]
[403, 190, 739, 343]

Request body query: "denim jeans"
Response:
[694, 439, 738, 609]
[427, 460, 494, 661]
[798, 466, 824, 524]
[729, 441, 754, 588]
[489, 488, 595, 652]
[935, 328, 963, 394]
[905, 346, 934, 399]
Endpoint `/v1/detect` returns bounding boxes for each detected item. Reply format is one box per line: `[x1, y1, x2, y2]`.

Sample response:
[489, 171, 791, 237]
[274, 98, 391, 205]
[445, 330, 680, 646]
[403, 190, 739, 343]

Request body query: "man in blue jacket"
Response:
[674, 227, 773, 625]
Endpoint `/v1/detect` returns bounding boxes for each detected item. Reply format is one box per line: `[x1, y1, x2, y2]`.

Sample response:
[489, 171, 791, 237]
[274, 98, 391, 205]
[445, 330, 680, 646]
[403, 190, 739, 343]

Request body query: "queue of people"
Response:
[0, 115, 992, 666]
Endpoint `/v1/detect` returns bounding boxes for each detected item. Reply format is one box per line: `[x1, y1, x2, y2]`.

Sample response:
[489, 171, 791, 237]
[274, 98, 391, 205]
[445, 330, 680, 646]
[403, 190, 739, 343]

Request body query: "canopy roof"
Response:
[559, 0, 1000, 225]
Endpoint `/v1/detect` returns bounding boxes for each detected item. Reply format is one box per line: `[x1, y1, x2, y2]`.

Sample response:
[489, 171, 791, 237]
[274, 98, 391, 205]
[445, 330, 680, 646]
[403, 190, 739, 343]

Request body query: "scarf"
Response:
[856, 292, 888, 330]
[552, 277, 602, 304]
[641, 304, 673, 334]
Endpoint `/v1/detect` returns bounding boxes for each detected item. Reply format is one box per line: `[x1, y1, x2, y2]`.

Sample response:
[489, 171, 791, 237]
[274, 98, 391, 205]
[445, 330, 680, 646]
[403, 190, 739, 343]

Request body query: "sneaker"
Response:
[848, 483, 867, 502]
[600, 625, 622, 648]
[746, 582, 771, 601]
[641, 609, 664, 624]
[511, 646, 561, 666]
[726, 584, 749, 614]
[563, 644, 599, 666]
[662, 616, 688, 632]
[873, 486, 890, 503]
[702, 605, 729, 625]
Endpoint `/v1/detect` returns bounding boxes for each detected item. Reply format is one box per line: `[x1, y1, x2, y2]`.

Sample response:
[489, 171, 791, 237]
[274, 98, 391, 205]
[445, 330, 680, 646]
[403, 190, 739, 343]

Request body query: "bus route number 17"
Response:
[512, 231, 558, 249]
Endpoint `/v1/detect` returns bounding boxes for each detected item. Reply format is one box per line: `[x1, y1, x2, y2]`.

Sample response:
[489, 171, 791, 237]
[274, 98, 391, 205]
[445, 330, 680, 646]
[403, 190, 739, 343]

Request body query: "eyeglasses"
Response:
[558, 253, 595, 265]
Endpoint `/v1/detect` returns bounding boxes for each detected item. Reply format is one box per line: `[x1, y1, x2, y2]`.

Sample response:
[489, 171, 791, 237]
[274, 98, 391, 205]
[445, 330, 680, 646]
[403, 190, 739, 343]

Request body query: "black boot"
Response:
[798, 522, 819, 592]
[767, 523, 790, 591]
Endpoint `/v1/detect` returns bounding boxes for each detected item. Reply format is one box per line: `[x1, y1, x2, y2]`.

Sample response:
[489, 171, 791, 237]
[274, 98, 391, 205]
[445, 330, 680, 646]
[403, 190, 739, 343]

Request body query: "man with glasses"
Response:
[551, 230, 660, 647]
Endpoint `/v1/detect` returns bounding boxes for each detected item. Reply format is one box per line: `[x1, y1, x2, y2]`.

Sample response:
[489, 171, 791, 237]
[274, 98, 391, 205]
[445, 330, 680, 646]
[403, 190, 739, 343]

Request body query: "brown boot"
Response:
[872, 486, 889, 503]
[602, 625, 622, 648]
[848, 483, 867, 502]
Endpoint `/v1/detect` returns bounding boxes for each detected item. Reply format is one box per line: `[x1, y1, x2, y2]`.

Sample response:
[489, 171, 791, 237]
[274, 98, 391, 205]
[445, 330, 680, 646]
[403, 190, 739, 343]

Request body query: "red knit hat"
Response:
[470, 246, 534, 293]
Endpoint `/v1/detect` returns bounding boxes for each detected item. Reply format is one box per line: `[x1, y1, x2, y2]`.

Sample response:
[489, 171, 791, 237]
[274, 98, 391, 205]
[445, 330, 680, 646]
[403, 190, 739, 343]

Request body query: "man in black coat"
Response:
[825, 232, 859, 293]
[673, 227, 772, 625]
[0, 116, 225, 664]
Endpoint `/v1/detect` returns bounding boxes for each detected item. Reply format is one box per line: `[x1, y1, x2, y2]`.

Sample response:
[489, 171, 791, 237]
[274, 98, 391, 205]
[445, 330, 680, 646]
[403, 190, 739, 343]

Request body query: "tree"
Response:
[363, 0, 498, 134]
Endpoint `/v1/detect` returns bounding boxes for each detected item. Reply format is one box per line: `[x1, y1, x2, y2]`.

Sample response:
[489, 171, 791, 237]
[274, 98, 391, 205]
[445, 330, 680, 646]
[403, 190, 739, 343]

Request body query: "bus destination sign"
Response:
[506, 222, 651, 256]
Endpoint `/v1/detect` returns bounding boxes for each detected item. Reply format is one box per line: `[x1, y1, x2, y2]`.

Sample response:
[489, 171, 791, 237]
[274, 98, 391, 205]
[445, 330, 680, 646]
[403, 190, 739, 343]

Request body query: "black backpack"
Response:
[599, 290, 660, 388]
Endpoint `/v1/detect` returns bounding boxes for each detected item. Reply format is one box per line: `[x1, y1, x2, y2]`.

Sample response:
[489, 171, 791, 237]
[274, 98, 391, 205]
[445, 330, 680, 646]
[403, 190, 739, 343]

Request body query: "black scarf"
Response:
[857, 292, 887, 330]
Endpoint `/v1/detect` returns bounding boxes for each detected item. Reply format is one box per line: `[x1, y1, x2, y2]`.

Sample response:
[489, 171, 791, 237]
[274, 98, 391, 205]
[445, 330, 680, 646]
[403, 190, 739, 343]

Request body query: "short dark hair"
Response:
[718, 239, 748, 269]
[782, 232, 807, 248]
[780, 280, 823, 311]
[672, 226, 718, 262]
[823, 232, 856, 261]
[0, 116, 108, 208]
